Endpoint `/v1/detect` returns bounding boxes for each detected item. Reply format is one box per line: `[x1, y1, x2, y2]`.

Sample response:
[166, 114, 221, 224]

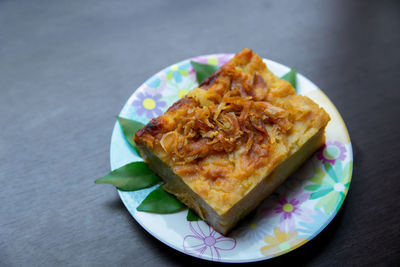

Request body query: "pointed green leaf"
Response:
[191, 61, 219, 84]
[116, 116, 145, 157]
[95, 162, 160, 191]
[281, 68, 297, 91]
[187, 209, 201, 221]
[136, 185, 185, 213]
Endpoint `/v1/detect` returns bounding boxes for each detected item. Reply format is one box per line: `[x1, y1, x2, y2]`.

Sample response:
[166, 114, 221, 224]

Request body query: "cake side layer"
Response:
[136, 127, 326, 235]
[137, 143, 219, 225]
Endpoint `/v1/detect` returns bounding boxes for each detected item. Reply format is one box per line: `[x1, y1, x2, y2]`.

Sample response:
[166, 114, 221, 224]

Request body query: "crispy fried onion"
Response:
[159, 91, 293, 163]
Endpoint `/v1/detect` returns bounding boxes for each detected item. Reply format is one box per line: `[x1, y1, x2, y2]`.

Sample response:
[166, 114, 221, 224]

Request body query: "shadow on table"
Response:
[105, 193, 347, 266]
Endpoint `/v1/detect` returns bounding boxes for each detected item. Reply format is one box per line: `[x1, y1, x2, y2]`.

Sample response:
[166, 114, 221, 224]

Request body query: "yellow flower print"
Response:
[207, 57, 218, 65]
[178, 89, 189, 99]
[260, 227, 308, 257]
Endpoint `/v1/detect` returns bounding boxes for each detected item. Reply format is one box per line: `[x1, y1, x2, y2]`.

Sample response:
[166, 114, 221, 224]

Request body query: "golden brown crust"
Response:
[134, 48, 330, 215]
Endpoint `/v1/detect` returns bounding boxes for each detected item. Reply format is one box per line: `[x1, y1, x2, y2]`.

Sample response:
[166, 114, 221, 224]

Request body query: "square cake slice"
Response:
[134, 48, 330, 235]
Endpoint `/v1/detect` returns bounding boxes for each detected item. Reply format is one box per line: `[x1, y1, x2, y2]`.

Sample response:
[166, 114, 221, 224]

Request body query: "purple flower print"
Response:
[183, 222, 236, 261]
[317, 141, 346, 165]
[268, 193, 315, 233]
[132, 91, 166, 119]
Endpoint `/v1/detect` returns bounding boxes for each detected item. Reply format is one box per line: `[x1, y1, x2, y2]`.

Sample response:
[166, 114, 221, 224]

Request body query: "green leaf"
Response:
[136, 185, 186, 214]
[116, 116, 145, 156]
[95, 162, 160, 191]
[191, 61, 219, 84]
[187, 209, 201, 221]
[281, 68, 297, 90]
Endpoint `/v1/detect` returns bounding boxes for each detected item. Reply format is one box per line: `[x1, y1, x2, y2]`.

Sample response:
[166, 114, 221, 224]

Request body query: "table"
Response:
[1, 0, 399, 265]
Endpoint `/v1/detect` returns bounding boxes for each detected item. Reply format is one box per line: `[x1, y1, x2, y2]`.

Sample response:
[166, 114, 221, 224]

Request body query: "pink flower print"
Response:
[183, 222, 236, 261]
[270, 193, 315, 233]
[317, 141, 346, 164]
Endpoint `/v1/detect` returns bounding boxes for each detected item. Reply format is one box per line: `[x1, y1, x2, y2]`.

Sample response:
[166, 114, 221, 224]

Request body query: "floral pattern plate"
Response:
[110, 54, 353, 263]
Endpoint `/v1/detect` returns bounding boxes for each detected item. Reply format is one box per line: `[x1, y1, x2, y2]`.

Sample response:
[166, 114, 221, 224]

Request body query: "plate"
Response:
[110, 54, 353, 262]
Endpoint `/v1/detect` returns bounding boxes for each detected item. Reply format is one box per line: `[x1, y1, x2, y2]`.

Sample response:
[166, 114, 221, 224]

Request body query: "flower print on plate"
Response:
[110, 54, 353, 262]
[260, 227, 308, 257]
[269, 193, 315, 233]
[232, 200, 277, 247]
[166, 62, 190, 83]
[161, 62, 196, 104]
[132, 91, 166, 119]
[183, 221, 236, 261]
[298, 209, 329, 237]
[317, 141, 346, 164]
[145, 75, 163, 89]
[304, 156, 352, 215]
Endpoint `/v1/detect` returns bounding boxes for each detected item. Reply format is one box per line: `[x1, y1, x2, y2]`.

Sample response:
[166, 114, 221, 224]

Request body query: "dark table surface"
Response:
[1, 0, 399, 266]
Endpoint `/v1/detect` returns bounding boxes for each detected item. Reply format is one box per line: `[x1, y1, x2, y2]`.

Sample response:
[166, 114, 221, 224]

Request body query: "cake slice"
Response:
[134, 48, 330, 235]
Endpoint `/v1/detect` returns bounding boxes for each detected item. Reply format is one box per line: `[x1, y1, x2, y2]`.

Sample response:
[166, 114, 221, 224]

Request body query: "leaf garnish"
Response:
[190, 61, 219, 84]
[95, 162, 160, 191]
[136, 185, 186, 213]
[281, 68, 297, 91]
[116, 116, 145, 157]
[186, 209, 201, 221]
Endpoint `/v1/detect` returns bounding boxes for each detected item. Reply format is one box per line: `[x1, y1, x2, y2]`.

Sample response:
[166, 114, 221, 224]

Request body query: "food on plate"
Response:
[134, 48, 330, 235]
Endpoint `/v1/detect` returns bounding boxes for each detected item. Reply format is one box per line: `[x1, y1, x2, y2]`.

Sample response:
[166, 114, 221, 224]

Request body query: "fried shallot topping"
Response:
[156, 68, 293, 164]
